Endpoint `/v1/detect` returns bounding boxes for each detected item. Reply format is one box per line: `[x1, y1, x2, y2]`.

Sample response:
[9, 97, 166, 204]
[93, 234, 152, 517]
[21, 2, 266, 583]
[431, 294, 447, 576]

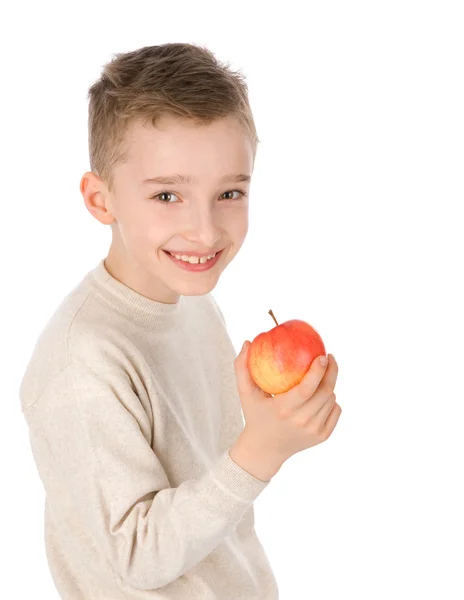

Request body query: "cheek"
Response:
[144, 212, 174, 244]
[228, 207, 249, 241]
[116, 203, 160, 246]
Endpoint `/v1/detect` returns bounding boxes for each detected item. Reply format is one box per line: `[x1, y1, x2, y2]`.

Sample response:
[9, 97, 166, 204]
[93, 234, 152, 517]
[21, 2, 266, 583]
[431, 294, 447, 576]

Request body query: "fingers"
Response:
[273, 353, 338, 420]
[320, 354, 339, 393]
[298, 353, 338, 401]
[280, 353, 331, 406]
[320, 403, 342, 441]
[294, 396, 341, 442]
[315, 390, 337, 420]
[292, 384, 336, 427]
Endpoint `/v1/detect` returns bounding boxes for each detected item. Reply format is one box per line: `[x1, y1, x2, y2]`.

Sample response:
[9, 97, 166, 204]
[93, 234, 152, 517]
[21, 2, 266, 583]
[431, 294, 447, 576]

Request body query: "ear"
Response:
[80, 171, 116, 225]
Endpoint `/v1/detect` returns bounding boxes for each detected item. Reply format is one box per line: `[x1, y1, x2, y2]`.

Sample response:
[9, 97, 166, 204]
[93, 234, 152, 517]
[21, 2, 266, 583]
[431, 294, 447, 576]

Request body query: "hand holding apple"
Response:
[247, 310, 326, 395]
[231, 333, 341, 482]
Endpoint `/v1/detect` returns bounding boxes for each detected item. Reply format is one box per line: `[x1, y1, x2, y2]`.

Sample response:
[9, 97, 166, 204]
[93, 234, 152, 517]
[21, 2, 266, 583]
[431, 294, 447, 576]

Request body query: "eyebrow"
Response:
[142, 173, 251, 185]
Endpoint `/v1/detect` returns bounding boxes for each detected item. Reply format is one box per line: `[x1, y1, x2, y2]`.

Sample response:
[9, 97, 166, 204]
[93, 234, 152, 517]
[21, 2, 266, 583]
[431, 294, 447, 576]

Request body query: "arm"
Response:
[22, 360, 270, 591]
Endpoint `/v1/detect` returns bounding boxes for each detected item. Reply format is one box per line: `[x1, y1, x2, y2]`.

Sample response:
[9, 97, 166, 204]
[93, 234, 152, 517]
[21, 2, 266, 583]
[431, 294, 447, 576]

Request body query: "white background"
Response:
[2, 1, 463, 598]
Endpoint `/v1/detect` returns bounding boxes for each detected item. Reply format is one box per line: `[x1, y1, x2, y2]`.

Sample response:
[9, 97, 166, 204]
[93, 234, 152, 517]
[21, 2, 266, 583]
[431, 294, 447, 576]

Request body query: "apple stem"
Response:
[268, 309, 279, 327]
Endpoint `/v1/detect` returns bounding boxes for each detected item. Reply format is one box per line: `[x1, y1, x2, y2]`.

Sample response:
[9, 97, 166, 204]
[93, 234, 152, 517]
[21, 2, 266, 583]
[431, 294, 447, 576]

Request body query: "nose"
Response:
[184, 206, 221, 249]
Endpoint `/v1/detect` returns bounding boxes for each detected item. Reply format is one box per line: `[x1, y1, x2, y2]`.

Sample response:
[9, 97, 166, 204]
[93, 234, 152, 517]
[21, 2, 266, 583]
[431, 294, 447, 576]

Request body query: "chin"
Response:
[174, 279, 220, 297]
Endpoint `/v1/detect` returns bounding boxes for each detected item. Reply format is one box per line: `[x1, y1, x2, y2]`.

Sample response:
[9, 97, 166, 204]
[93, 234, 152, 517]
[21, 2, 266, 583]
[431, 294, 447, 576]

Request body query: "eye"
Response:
[220, 189, 246, 200]
[151, 189, 247, 204]
[151, 191, 179, 203]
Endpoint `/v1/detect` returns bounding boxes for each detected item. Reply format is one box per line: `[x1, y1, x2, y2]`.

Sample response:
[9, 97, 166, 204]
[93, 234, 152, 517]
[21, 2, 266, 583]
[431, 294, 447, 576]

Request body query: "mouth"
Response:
[163, 248, 224, 272]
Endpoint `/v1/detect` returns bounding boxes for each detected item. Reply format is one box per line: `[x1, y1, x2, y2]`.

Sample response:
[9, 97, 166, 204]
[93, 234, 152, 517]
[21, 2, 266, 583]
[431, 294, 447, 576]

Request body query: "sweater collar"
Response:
[87, 259, 183, 328]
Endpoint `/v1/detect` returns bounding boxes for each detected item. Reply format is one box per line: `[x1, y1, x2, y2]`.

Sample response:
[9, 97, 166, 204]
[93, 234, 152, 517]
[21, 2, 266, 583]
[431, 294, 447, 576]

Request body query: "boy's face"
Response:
[83, 114, 254, 304]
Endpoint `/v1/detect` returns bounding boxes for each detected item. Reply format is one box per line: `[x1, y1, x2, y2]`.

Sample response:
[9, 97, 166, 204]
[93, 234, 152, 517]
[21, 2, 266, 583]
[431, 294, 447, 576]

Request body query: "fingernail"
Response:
[319, 355, 328, 366]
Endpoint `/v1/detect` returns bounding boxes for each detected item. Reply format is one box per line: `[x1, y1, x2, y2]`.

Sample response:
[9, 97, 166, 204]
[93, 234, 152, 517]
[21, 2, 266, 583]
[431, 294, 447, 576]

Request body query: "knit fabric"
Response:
[20, 259, 279, 599]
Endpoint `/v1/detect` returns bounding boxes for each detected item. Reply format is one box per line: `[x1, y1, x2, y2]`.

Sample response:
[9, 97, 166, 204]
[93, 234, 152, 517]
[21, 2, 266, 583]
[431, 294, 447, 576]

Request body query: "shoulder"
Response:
[19, 275, 140, 414]
[205, 293, 227, 326]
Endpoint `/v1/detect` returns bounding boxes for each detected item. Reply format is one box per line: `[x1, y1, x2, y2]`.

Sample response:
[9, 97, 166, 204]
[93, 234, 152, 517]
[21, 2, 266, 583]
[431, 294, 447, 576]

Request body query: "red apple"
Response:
[247, 310, 326, 395]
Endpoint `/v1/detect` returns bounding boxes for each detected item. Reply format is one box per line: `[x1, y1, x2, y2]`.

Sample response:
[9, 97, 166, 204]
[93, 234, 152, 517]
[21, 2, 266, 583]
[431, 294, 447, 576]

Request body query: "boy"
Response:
[20, 43, 341, 599]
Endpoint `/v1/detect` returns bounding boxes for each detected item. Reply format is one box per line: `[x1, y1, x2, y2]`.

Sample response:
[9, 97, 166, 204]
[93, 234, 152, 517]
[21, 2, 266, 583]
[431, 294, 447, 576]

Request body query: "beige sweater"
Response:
[20, 259, 279, 599]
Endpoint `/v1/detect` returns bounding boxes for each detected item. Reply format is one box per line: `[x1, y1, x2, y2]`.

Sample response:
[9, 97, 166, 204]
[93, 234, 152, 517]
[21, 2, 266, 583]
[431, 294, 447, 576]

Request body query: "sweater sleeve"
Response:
[22, 360, 270, 591]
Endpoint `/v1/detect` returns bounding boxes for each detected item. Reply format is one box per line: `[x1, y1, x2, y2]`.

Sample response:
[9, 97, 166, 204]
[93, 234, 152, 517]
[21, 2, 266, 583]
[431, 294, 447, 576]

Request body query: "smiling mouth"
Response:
[163, 249, 222, 264]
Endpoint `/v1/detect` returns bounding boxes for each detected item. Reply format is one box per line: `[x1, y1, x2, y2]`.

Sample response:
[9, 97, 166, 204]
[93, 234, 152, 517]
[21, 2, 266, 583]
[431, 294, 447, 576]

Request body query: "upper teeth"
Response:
[172, 252, 217, 264]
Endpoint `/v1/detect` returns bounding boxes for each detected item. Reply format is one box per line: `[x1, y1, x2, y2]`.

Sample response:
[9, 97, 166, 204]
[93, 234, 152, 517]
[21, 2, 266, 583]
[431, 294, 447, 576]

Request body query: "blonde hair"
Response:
[87, 43, 259, 191]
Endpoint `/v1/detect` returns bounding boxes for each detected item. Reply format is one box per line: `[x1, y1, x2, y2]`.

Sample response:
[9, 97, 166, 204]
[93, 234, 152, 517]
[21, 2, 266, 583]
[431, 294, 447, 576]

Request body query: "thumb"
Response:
[234, 341, 253, 392]
[234, 341, 265, 398]
[235, 340, 250, 364]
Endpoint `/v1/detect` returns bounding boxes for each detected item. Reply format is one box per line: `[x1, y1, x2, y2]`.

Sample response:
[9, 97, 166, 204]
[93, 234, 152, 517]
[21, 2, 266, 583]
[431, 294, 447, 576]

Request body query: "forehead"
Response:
[121, 114, 253, 178]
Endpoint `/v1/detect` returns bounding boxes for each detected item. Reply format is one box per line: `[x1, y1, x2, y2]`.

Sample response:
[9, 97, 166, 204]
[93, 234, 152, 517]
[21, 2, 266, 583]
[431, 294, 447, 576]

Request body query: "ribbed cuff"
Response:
[197, 450, 271, 522]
